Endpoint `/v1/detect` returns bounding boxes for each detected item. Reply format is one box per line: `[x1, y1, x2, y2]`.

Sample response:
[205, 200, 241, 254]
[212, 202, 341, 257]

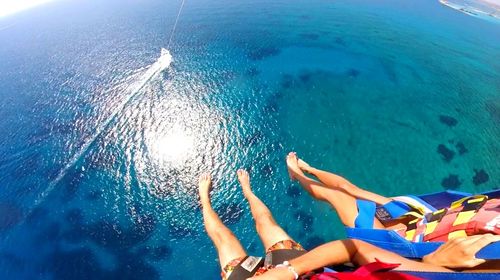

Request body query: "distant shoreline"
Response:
[439, 0, 500, 21]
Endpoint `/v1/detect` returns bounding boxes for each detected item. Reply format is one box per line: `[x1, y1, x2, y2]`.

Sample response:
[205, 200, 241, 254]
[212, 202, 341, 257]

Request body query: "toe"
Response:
[238, 169, 247, 176]
[199, 173, 210, 183]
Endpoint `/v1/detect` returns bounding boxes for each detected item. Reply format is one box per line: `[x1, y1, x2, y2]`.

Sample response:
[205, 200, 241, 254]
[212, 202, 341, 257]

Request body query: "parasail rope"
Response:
[167, 0, 186, 48]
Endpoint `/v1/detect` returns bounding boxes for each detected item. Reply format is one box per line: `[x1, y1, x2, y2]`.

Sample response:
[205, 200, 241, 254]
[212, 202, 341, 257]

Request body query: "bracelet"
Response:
[275, 261, 299, 280]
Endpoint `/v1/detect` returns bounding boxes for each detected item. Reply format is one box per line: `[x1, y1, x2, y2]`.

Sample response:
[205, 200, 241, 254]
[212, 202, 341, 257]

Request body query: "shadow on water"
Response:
[485, 100, 500, 124]
[247, 47, 281, 61]
[53, 214, 161, 279]
[304, 236, 326, 250]
[44, 247, 161, 280]
[245, 67, 260, 77]
[441, 174, 462, 190]
[299, 33, 320, 40]
[216, 202, 243, 225]
[0, 203, 23, 231]
[437, 143, 455, 163]
[0, 201, 173, 279]
[294, 210, 314, 231]
[439, 115, 458, 127]
[472, 169, 489, 186]
[286, 184, 301, 198]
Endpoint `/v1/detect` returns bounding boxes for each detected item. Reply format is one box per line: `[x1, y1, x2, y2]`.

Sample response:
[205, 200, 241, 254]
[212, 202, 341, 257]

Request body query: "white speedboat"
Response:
[158, 48, 173, 69]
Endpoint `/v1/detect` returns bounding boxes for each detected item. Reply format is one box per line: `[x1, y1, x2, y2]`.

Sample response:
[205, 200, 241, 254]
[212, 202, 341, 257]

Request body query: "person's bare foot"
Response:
[297, 158, 313, 174]
[198, 173, 212, 205]
[286, 152, 304, 180]
[237, 169, 252, 197]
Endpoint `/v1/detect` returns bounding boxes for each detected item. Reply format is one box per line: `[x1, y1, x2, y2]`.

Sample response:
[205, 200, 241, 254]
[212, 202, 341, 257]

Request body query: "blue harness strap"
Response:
[354, 199, 376, 229]
[377, 200, 413, 220]
[362, 196, 433, 226]
[347, 190, 500, 260]
[346, 227, 500, 259]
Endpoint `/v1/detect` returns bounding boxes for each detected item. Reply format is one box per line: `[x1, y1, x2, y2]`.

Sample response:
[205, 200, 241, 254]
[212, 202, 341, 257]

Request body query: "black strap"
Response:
[264, 249, 307, 267]
[227, 256, 264, 280]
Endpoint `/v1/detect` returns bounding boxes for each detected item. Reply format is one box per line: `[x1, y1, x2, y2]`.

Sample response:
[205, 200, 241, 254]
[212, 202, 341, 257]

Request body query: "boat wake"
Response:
[33, 49, 173, 208]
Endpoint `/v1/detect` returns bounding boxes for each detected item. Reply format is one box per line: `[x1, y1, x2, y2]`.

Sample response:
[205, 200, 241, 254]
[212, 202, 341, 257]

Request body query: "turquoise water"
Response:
[0, 0, 498, 278]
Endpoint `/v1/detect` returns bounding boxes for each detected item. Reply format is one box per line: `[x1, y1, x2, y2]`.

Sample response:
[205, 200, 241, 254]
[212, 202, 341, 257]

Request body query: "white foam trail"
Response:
[34, 50, 173, 206]
[0, 23, 16, 31]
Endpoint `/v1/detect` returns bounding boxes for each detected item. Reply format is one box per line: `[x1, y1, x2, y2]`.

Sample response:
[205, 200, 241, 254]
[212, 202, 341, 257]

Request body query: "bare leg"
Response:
[297, 157, 392, 205]
[199, 173, 247, 269]
[237, 169, 294, 250]
[287, 153, 384, 228]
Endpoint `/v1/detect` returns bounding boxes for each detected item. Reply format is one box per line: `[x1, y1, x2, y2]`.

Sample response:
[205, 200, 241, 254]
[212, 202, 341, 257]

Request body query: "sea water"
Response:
[0, 0, 498, 279]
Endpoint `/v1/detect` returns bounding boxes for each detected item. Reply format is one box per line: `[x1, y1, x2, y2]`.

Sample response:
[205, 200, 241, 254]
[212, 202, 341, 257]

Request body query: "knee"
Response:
[309, 188, 327, 201]
[207, 224, 232, 242]
[254, 213, 276, 231]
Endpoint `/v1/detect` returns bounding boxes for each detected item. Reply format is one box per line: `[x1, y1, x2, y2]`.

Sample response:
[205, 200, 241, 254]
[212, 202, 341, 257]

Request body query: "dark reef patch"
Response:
[12, 152, 42, 179]
[300, 33, 320, 40]
[86, 189, 102, 201]
[149, 246, 172, 261]
[168, 224, 195, 238]
[114, 253, 160, 280]
[261, 164, 274, 177]
[437, 144, 455, 162]
[286, 185, 301, 198]
[485, 100, 500, 123]
[245, 67, 260, 77]
[26, 207, 48, 226]
[381, 60, 397, 84]
[346, 68, 360, 78]
[0, 202, 23, 230]
[455, 142, 468, 155]
[281, 74, 295, 89]
[299, 71, 312, 83]
[294, 210, 314, 229]
[472, 169, 489, 186]
[66, 208, 83, 226]
[217, 203, 243, 225]
[248, 47, 281, 61]
[246, 131, 263, 147]
[45, 247, 160, 280]
[45, 248, 104, 280]
[0, 252, 26, 271]
[304, 236, 325, 250]
[137, 245, 172, 261]
[61, 168, 86, 201]
[334, 37, 346, 46]
[441, 174, 462, 190]
[439, 115, 458, 127]
[85, 214, 156, 250]
[35, 222, 61, 243]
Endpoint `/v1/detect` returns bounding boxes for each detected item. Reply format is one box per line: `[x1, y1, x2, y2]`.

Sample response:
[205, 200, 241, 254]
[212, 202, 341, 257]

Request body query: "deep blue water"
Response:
[0, 0, 499, 279]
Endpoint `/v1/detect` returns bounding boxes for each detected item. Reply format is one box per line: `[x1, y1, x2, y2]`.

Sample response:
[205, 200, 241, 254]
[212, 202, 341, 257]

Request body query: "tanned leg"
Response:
[237, 169, 295, 250]
[286, 153, 360, 227]
[287, 153, 384, 228]
[199, 173, 247, 269]
[297, 157, 392, 205]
